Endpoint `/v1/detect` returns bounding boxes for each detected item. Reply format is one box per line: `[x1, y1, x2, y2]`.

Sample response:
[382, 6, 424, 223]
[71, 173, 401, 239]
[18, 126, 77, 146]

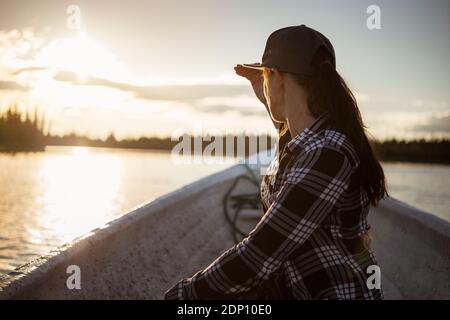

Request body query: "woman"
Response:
[165, 25, 387, 300]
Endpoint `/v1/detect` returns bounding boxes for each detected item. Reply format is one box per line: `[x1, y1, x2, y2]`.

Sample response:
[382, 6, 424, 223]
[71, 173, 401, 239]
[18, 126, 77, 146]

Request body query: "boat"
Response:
[0, 159, 449, 299]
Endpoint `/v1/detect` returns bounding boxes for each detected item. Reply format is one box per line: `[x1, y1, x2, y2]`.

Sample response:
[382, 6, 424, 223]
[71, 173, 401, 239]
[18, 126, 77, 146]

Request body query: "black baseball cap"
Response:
[242, 25, 336, 76]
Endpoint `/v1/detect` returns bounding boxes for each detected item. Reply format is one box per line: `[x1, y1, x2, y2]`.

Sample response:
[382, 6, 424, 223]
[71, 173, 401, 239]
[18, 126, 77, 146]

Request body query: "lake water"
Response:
[0, 146, 449, 274]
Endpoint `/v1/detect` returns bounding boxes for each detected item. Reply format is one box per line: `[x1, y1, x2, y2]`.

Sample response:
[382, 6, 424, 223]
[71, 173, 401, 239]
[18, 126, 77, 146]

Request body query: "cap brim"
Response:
[241, 63, 265, 70]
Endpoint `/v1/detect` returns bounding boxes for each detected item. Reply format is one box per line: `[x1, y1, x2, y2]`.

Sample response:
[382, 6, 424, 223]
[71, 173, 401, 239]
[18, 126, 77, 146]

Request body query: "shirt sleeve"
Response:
[164, 146, 355, 300]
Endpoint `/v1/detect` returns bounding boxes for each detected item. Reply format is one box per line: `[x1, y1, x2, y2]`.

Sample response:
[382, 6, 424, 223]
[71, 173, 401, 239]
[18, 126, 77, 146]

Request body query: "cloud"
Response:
[192, 103, 266, 116]
[0, 80, 27, 91]
[190, 95, 266, 116]
[0, 29, 45, 62]
[11, 66, 48, 75]
[53, 70, 252, 101]
[53, 70, 81, 83]
[414, 114, 450, 133]
[51, 70, 267, 117]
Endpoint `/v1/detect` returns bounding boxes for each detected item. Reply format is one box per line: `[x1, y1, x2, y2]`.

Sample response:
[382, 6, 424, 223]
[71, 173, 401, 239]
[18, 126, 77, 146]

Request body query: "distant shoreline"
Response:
[2, 106, 449, 164]
[1, 140, 449, 165]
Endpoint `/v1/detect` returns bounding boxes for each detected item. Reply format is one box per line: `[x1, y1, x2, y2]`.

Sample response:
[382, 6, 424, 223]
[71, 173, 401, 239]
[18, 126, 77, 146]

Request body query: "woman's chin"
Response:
[270, 114, 285, 124]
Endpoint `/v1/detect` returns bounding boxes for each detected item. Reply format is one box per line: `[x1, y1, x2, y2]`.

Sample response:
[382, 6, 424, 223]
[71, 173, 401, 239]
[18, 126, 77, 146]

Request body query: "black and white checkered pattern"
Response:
[165, 113, 383, 300]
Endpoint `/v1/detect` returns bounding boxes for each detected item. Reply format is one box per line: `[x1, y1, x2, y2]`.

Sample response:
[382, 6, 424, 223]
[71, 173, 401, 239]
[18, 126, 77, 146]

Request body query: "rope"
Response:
[222, 163, 262, 244]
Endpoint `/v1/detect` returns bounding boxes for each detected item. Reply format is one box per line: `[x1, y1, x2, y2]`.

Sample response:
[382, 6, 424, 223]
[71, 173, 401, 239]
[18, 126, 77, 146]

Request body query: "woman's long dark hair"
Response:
[292, 48, 387, 206]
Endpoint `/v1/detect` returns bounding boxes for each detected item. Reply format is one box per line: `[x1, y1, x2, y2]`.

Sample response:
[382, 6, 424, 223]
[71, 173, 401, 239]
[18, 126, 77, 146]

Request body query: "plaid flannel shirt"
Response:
[164, 113, 383, 300]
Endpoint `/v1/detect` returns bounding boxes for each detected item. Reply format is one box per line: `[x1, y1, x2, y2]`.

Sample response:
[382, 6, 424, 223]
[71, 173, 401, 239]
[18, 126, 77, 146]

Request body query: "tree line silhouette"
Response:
[0, 105, 449, 163]
[372, 139, 450, 164]
[0, 104, 46, 152]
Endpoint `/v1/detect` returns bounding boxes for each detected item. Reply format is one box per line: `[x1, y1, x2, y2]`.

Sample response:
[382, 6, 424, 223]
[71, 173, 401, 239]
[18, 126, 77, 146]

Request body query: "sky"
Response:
[0, 0, 449, 140]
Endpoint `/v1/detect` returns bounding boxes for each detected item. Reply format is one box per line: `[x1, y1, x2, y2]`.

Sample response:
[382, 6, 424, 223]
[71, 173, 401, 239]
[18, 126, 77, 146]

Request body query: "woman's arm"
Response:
[164, 146, 354, 299]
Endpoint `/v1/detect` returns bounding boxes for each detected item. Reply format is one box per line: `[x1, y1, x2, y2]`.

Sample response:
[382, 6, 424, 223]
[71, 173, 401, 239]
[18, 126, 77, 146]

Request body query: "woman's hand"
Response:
[234, 64, 266, 105]
[234, 64, 282, 131]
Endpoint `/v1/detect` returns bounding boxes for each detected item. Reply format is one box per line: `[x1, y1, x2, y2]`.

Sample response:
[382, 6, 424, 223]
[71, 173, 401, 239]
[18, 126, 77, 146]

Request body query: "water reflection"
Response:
[0, 146, 232, 273]
[35, 146, 123, 244]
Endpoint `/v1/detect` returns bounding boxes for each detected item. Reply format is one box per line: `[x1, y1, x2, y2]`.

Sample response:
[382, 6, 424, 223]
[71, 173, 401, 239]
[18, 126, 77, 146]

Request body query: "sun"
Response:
[35, 32, 123, 81]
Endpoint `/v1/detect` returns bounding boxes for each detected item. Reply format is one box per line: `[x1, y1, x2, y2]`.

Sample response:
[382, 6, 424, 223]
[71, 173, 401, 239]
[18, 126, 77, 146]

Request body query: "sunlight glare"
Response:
[35, 32, 124, 81]
[35, 147, 124, 244]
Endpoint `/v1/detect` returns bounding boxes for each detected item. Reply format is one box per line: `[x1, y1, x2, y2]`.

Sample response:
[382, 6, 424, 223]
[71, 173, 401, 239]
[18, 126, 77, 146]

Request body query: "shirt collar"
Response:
[286, 113, 330, 153]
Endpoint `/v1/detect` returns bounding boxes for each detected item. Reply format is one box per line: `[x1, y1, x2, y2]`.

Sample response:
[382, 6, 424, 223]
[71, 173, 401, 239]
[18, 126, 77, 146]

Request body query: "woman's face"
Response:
[263, 67, 285, 123]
